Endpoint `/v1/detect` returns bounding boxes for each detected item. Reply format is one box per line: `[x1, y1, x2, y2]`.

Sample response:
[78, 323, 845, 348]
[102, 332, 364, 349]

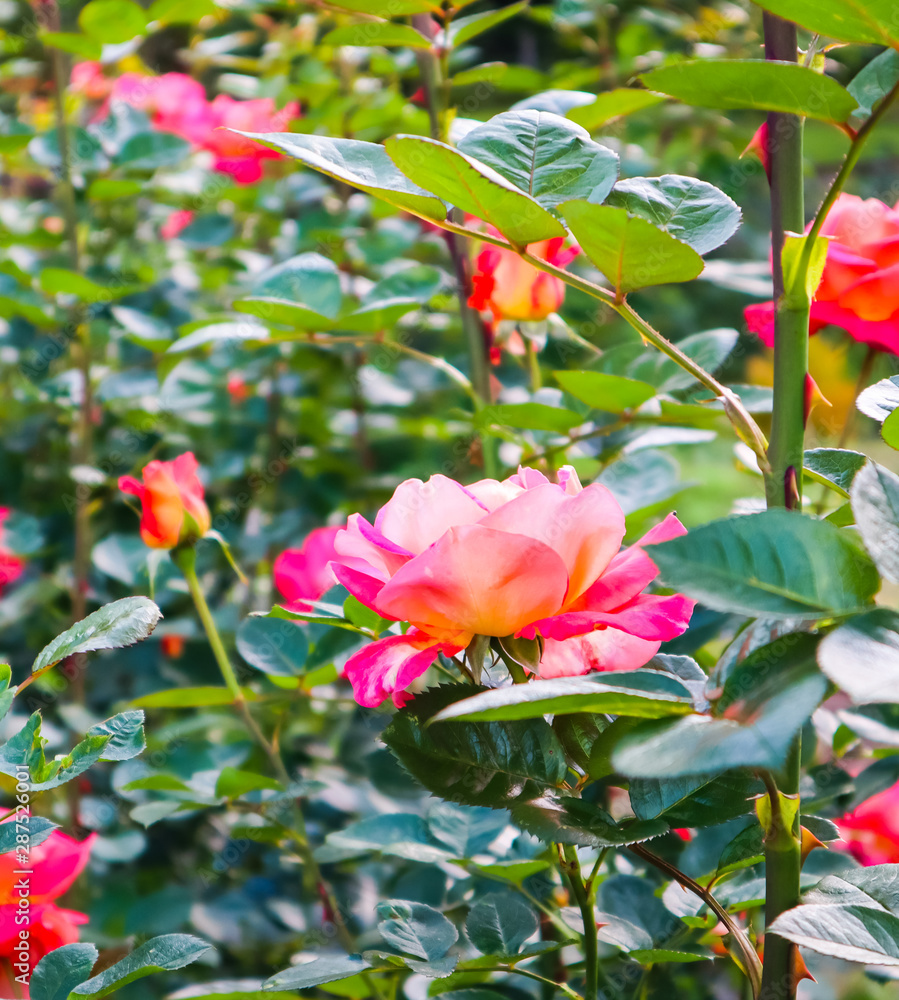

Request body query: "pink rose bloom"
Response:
[204, 95, 299, 184]
[70, 61, 111, 100]
[0, 509, 24, 596]
[746, 193, 899, 354]
[330, 466, 694, 706]
[837, 779, 899, 866]
[274, 526, 341, 613]
[160, 209, 194, 240]
[0, 824, 94, 997]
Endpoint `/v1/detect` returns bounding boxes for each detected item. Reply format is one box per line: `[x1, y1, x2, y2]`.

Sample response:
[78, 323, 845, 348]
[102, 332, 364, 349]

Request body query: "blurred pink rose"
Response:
[160, 209, 194, 239]
[746, 193, 899, 354]
[838, 779, 899, 865]
[0, 509, 24, 596]
[0, 824, 94, 997]
[274, 526, 341, 613]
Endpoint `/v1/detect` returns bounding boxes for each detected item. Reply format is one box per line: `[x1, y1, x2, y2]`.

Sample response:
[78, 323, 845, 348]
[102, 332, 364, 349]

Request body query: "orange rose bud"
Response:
[119, 451, 211, 549]
[160, 634, 186, 659]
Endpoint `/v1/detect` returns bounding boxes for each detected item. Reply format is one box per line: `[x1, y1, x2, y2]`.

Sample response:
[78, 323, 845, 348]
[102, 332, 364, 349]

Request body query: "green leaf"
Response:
[639, 61, 858, 122]
[250, 255, 340, 316]
[560, 201, 704, 294]
[849, 49, 899, 119]
[39, 268, 137, 303]
[479, 402, 582, 433]
[40, 31, 102, 59]
[89, 710, 145, 761]
[806, 865, 899, 913]
[264, 955, 372, 991]
[613, 639, 828, 777]
[647, 509, 879, 618]
[750, 0, 899, 46]
[555, 371, 656, 413]
[0, 815, 59, 855]
[215, 766, 282, 798]
[325, 0, 439, 11]
[510, 795, 668, 848]
[851, 462, 899, 583]
[568, 89, 667, 130]
[882, 408, 899, 449]
[71, 935, 213, 996]
[446, 2, 528, 47]
[782, 232, 829, 308]
[78, 0, 147, 43]
[627, 950, 709, 964]
[322, 22, 431, 48]
[236, 616, 309, 677]
[147, 0, 217, 22]
[387, 135, 564, 245]
[768, 904, 899, 965]
[88, 179, 143, 201]
[716, 823, 764, 875]
[466, 894, 538, 956]
[629, 772, 757, 827]
[31, 943, 100, 1000]
[818, 608, 899, 704]
[117, 131, 191, 169]
[606, 175, 740, 255]
[382, 687, 568, 808]
[429, 671, 694, 723]
[234, 133, 446, 220]
[803, 448, 867, 496]
[377, 900, 458, 961]
[457, 111, 619, 211]
[131, 686, 260, 708]
[858, 374, 899, 422]
[321, 813, 452, 864]
[167, 321, 269, 354]
[32, 596, 162, 672]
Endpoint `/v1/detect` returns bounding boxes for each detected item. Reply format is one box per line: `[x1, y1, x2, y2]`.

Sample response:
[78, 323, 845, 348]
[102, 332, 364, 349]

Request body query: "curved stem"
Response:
[174, 547, 355, 951]
[629, 843, 762, 998]
[481, 966, 584, 1000]
[560, 844, 599, 1000]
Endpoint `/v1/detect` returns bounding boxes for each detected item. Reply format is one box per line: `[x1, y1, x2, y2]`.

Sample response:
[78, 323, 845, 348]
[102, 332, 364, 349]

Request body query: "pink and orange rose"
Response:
[469, 233, 578, 323]
[329, 466, 694, 706]
[747, 193, 899, 354]
[0, 509, 24, 596]
[837, 779, 899, 866]
[119, 452, 211, 550]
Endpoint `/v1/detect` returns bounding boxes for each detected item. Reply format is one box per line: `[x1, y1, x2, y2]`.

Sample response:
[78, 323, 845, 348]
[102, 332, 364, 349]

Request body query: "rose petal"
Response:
[374, 475, 488, 554]
[343, 633, 458, 707]
[538, 630, 661, 678]
[521, 592, 695, 643]
[375, 524, 570, 638]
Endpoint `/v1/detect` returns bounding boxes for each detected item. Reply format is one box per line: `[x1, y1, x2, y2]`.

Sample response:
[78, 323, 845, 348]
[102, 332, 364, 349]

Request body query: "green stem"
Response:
[526, 335, 543, 392]
[762, 13, 807, 511]
[175, 547, 356, 950]
[759, 743, 802, 1000]
[481, 966, 584, 1000]
[560, 844, 599, 1000]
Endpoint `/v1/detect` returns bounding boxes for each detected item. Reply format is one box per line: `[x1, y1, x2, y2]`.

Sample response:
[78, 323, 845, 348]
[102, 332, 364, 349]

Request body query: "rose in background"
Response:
[0, 825, 94, 997]
[746, 193, 899, 354]
[0, 510, 24, 596]
[119, 452, 211, 550]
[330, 466, 693, 706]
[837, 779, 899, 866]
[274, 526, 341, 613]
[72, 65, 300, 184]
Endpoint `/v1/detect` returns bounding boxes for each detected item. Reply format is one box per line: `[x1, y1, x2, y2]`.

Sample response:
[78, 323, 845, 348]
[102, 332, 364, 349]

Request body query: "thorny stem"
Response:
[560, 844, 599, 1000]
[629, 843, 763, 998]
[174, 547, 354, 951]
